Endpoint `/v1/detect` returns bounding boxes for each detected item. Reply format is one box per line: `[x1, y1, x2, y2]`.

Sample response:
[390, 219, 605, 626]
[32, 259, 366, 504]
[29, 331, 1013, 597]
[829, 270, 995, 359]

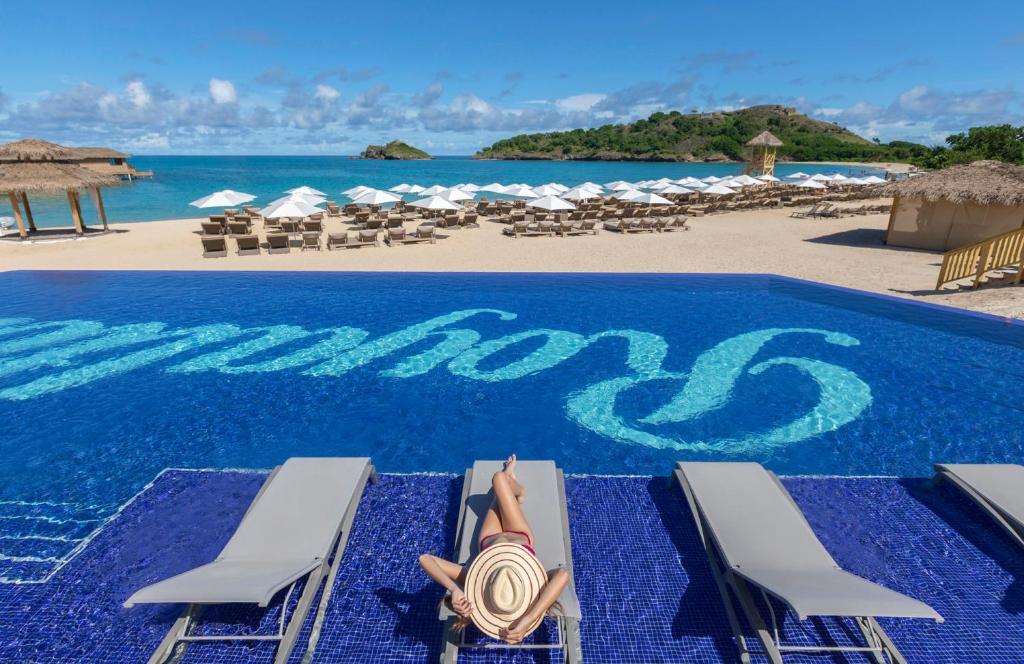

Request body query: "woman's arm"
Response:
[418, 554, 474, 618]
[500, 568, 570, 644]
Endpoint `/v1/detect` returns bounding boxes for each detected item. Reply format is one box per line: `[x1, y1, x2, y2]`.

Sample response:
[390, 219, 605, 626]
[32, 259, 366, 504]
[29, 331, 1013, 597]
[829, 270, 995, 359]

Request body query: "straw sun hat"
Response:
[464, 542, 547, 639]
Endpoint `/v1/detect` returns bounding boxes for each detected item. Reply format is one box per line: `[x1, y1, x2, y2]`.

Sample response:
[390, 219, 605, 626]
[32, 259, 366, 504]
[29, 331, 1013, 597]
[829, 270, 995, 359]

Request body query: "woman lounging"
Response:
[419, 455, 570, 644]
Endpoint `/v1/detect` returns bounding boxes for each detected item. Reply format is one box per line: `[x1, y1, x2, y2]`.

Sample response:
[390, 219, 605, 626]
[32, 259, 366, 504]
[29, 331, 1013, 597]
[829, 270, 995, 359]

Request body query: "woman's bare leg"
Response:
[489, 456, 533, 542]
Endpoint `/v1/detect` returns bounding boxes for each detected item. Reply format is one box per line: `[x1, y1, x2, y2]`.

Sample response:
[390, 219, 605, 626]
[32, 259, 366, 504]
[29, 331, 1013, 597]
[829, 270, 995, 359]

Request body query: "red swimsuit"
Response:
[480, 530, 537, 556]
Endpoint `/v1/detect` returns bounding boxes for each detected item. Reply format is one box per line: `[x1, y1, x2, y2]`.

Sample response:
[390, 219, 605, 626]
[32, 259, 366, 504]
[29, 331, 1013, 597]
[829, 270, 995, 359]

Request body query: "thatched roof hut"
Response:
[883, 161, 1024, 251]
[66, 147, 130, 160]
[0, 138, 75, 162]
[882, 160, 1024, 206]
[0, 157, 120, 239]
[745, 131, 783, 147]
[0, 162, 119, 192]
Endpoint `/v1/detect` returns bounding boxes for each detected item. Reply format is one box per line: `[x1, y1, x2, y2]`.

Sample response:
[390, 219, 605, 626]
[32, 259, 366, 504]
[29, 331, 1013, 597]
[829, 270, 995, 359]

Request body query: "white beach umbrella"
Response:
[352, 189, 402, 205]
[527, 195, 576, 211]
[609, 182, 635, 191]
[460, 183, 481, 192]
[286, 185, 326, 197]
[793, 178, 827, 189]
[786, 172, 811, 180]
[702, 184, 737, 196]
[732, 174, 761, 186]
[578, 182, 604, 192]
[658, 184, 695, 195]
[648, 182, 674, 191]
[631, 192, 673, 205]
[532, 184, 564, 197]
[390, 183, 412, 193]
[810, 174, 831, 182]
[266, 193, 327, 207]
[478, 182, 507, 194]
[675, 177, 702, 186]
[717, 178, 743, 188]
[702, 176, 723, 183]
[190, 189, 257, 208]
[439, 187, 475, 202]
[406, 184, 426, 193]
[843, 177, 868, 185]
[829, 173, 849, 181]
[343, 185, 374, 197]
[562, 187, 602, 201]
[604, 180, 630, 189]
[258, 198, 322, 219]
[862, 175, 886, 184]
[504, 185, 538, 198]
[756, 174, 781, 182]
[420, 185, 447, 196]
[616, 189, 647, 201]
[408, 195, 462, 211]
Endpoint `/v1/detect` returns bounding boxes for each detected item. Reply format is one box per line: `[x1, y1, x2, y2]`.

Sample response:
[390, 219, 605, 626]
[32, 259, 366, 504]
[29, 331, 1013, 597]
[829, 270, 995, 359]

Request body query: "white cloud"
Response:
[209, 78, 237, 104]
[554, 93, 606, 113]
[125, 80, 151, 108]
[315, 84, 340, 101]
[124, 132, 169, 150]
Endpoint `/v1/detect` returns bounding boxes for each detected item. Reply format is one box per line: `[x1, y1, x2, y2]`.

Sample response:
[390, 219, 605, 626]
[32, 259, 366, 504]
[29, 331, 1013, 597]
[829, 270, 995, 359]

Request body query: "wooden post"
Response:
[92, 187, 109, 230]
[67, 190, 85, 235]
[883, 195, 899, 245]
[74, 191, 88, 232]
[20, 192, 36, 231]
[7, 191, 27, 239]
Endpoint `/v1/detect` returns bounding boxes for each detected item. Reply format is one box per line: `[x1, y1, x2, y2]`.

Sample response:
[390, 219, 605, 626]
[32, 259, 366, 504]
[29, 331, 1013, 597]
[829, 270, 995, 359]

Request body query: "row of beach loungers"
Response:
[791, 201, 894, 219]
[123, 458, 1023, 664]
[201, 225, 439, 257]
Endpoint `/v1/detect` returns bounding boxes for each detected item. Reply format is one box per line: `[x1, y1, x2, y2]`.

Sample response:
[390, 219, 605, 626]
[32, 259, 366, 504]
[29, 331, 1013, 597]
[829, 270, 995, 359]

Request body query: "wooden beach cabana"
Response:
[882, 160, 1024, 251]
[743, 131, 783, 177]
[0, 139, 120, 240]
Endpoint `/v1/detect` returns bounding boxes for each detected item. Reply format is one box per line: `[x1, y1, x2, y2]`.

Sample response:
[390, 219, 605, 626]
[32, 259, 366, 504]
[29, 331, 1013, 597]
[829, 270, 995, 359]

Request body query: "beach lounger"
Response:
[235, 235, 261, 256]
[200, 235, 227, 258]
[227, 221, 250, 236]
[301, 231, 321, 251]
[126, 457, 377, 664]
[935, 463, 1024, 549]
[675, 462, 941, 664]
[440, 460, 582, 664]
[200, 221, 224, 235]
[266, 232, 291, 254]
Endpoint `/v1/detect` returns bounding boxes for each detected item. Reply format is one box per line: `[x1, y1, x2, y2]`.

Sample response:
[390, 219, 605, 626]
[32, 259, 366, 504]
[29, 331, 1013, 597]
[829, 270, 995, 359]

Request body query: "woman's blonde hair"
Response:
[440, 596, 563, 635]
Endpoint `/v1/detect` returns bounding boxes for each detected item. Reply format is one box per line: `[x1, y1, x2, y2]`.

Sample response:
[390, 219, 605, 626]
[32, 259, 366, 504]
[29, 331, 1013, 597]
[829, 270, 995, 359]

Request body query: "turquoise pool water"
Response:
[0, 270, 1021, 582]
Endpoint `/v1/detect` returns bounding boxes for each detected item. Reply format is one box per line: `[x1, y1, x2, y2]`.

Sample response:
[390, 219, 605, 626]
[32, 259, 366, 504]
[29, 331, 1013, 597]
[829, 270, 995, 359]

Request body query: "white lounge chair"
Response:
[440, 460, 582, 663]
[935, 463, 1024, 548]
[125, 457, 377, 664]
[675, 462, 941, 664]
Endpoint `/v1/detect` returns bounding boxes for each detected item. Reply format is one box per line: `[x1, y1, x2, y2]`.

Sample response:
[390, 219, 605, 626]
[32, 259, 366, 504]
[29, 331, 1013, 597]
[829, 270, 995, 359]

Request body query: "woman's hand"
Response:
[500, 617, 531, 644]
[451, 588, 474, 618]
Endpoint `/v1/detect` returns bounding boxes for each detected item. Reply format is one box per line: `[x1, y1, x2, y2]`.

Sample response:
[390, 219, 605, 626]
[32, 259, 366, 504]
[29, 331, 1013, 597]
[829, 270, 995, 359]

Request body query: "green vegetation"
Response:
[360, 140, 431, 160]
[475, 105, 930, 163]
[911, 125, 1024, 169]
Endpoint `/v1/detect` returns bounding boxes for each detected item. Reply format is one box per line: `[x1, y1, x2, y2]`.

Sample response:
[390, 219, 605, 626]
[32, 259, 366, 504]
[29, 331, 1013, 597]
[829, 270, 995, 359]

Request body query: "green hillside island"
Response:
[360, 140, 431, 160]
[474, 105, 929, 163]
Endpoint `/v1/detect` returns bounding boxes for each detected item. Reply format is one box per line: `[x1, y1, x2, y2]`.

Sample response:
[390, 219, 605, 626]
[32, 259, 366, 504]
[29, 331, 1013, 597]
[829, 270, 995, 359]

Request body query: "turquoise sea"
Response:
[5, 156, 884, 228]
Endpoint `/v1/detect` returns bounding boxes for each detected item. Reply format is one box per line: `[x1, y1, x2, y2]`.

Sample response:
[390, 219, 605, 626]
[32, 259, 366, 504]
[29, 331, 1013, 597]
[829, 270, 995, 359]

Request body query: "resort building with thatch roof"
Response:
[882, 160, 1024, 251]
[743, 131, 783, 177]
[0, 138, 121, 239]
[65, 147, 152, 179]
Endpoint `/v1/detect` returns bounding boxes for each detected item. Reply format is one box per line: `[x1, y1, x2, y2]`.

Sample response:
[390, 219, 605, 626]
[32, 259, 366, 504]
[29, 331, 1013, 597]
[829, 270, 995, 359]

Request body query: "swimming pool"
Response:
[1, 271, 1022, 582]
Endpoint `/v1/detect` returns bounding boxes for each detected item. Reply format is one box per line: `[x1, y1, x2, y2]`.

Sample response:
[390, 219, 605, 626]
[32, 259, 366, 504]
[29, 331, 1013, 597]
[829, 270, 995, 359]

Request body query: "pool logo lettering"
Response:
[0, 312, 870, 452]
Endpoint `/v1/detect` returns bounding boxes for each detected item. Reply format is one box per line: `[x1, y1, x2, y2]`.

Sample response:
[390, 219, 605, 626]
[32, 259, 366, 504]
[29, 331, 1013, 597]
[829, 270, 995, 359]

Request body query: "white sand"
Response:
[2, 202, 1022, 319]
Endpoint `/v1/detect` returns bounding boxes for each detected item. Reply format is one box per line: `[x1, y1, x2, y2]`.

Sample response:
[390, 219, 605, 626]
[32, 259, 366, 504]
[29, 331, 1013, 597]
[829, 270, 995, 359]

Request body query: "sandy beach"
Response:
[2, 202, 1022, 320]
[789, 161, 918, 174]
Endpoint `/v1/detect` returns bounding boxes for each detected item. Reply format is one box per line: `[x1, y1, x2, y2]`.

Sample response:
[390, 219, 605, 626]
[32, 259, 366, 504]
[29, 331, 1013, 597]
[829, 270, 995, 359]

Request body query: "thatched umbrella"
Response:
[881, 160, 1024, 206]
[0, 138, 75, 162]
[0, 161, 119, 238]
[745, 131, 784, 147]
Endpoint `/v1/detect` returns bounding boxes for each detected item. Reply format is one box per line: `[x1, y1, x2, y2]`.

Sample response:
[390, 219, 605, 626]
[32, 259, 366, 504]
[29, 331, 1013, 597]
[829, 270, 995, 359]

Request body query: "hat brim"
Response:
[464, 542, 548, 640]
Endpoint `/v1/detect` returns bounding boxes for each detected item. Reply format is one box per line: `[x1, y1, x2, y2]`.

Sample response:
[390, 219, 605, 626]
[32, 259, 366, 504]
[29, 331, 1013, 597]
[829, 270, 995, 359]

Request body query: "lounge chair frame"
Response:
[148, 462, 378, 664]
[441, 463, 582, 664]
[935, 464, 1024, 549]
[674, 468, 909, 664]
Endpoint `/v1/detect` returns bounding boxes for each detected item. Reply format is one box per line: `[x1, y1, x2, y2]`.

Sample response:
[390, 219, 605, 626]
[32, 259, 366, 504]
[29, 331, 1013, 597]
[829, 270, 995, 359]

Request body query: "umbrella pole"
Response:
[7, 192, 27, 239]
[91, 187, 109, 230]
[20, 192, 37, 231]
[67, 190, 85, 236]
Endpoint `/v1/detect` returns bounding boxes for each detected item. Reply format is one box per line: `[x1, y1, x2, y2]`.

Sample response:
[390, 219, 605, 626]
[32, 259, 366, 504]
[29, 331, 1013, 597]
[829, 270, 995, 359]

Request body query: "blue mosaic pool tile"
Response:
[2, 471, 1024, 663]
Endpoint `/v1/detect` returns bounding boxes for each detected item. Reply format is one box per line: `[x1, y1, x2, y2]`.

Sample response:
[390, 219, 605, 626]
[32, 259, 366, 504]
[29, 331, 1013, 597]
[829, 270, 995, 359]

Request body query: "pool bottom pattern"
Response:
[0, 471, 1020, 663]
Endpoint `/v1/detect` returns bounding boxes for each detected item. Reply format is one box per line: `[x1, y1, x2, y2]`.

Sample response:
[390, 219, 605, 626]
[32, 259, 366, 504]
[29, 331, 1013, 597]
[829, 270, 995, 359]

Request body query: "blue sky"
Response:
[2, 0, 1022, 154]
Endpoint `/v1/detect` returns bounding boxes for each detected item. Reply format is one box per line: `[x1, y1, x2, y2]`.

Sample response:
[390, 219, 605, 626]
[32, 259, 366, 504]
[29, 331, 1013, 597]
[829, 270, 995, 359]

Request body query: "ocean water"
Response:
[5, 156, 883, 228]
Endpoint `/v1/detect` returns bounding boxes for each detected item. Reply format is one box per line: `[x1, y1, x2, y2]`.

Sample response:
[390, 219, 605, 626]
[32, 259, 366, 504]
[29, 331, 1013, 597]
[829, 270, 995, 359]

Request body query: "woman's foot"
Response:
[503, 454, 525, 503]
